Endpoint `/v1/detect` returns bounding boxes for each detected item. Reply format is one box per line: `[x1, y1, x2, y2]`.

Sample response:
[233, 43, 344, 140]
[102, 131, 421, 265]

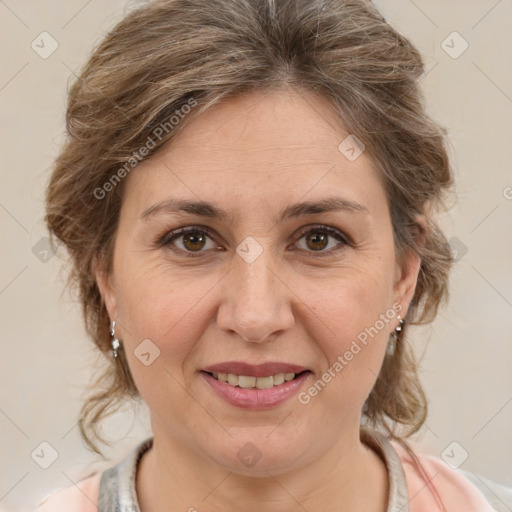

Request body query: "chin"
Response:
[202, 433, 307, 477]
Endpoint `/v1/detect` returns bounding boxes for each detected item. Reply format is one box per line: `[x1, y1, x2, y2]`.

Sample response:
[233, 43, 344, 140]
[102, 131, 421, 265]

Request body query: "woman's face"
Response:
[97, 88, 420, 476]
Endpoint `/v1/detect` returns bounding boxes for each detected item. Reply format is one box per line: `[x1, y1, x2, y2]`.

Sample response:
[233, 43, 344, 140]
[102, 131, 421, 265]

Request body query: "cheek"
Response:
[114, 258, 218, 364]
[307, 252, 395, 339]
[112, 268, 204, 418]
[301, 265, 396, 405]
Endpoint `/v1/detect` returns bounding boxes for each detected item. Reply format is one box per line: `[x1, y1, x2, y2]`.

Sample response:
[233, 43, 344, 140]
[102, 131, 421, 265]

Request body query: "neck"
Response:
[136, 422, 389, 512]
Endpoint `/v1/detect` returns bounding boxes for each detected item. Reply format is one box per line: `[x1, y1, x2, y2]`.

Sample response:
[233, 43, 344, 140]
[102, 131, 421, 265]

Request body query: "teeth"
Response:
[273, 373, 285, 385]
[255, 376, 274, 389]
[238, 375, 256, 388]
[210, 372, 300, 388]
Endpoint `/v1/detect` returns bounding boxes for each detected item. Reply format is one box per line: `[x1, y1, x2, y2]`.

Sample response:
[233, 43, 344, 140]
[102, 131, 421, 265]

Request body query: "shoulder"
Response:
[391, 440, 512, 512]
[34, 472, 101, 512]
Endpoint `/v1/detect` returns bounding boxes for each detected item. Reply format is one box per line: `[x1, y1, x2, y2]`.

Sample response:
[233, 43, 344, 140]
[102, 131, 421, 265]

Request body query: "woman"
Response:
[36, 0, 511, 510]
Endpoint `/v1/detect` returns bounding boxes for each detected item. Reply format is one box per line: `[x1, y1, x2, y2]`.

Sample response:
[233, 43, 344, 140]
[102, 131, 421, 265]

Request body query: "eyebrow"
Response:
[140, 196, 369, 223]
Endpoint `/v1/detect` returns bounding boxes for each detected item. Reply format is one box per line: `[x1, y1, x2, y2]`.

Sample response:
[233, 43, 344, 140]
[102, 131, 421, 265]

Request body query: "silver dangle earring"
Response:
[387, 315, 404, 356]
[110, 320, 121, 358]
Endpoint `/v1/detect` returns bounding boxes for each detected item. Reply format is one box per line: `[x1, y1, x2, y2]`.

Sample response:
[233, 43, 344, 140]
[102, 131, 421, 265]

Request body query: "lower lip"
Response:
[200, 371, 311, 410]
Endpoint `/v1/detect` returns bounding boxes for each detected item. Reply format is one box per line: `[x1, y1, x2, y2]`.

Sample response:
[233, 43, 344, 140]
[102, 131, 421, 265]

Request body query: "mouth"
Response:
[202, 370, 310, 389]
[199, 362, 313, 409]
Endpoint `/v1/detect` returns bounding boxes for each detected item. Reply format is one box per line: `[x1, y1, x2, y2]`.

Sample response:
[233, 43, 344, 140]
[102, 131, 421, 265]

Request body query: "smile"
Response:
[206, 371, 304, 389]
[200, 370, 312, 409]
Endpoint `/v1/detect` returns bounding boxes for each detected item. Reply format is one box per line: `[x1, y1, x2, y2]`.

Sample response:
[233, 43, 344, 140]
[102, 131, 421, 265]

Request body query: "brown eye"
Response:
[304, 232, 329, 251]
[294, 226, 349, 255]
[159, 227, 219, 256]
[181, 230, 207, 251]
[157, 224, 349, 258]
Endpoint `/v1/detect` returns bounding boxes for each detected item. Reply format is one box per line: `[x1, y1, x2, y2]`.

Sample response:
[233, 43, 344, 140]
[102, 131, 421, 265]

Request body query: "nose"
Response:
[216, 246, 295, 343]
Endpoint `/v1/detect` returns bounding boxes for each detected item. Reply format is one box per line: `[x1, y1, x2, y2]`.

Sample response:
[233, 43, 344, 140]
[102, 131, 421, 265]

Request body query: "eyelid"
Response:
[156, 225, 222, 249]
[293, 224, 352, 247]
[156, 223, 351, 256]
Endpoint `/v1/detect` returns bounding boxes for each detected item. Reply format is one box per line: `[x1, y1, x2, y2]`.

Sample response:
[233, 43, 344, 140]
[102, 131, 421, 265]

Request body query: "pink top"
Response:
[34, 437, 503, 511]
[390, 441, 498, 511]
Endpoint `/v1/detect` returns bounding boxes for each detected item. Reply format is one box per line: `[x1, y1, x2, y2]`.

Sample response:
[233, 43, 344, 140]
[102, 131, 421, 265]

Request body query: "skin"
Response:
[96, 87, 422, 512]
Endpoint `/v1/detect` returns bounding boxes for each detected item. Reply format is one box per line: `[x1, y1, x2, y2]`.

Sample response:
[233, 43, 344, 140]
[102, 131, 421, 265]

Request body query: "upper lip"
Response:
[202, 361, 309, 377]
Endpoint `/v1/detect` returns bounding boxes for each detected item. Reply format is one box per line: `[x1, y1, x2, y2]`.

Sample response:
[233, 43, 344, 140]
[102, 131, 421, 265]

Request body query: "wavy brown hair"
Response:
[45, 0, 453, 456]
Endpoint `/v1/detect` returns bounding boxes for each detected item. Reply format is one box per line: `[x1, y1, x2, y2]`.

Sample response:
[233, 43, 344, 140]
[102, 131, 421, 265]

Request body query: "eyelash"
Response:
[156, 224, 351, 258]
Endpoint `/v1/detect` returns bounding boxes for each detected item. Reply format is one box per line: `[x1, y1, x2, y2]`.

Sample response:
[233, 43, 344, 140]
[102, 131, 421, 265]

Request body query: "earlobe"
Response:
[93, 255, 118, 321]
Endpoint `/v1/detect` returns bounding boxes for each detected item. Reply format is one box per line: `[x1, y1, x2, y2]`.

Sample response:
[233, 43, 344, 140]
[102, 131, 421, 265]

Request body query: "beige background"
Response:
[1, 1, 511, 510]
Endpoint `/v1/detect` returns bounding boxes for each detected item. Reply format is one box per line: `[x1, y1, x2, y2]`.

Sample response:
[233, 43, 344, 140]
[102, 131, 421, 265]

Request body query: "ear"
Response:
[93, 254, 118, 322]
[392, 215, 426, 318]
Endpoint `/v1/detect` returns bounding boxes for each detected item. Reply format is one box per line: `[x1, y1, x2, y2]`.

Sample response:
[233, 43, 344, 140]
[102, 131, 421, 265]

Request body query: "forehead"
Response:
[160, 88, 359, 162]
[122, 89, 386, 219]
